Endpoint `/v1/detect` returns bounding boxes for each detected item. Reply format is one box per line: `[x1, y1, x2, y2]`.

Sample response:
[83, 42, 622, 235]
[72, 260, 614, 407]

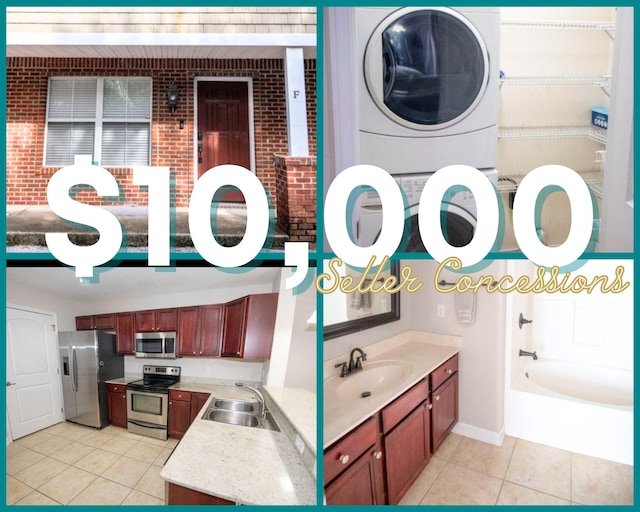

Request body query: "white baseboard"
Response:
[452, 422, 505, 447]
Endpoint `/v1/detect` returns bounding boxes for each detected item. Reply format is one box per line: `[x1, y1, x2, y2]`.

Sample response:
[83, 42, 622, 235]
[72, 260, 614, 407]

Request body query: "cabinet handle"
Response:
[447, 368, 453, 374]
[169, 401, 173, 405]
[339, 454, 350, 465]
[373, 450, 382, 460]
[435, 395, 440, 401]
[428, 403, 433, 410]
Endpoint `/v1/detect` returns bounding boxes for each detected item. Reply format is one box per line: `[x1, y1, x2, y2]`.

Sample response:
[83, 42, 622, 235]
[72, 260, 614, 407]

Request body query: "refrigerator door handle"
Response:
[72, 348, 78, 392]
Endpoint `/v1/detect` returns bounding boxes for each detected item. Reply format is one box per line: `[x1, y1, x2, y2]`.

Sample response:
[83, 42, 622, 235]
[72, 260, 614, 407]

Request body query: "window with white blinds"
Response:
[45, 77, 152, 167]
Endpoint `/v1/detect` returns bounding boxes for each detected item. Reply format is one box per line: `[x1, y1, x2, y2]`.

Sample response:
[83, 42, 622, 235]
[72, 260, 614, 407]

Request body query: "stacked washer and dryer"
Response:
[355, 7, 500, 250]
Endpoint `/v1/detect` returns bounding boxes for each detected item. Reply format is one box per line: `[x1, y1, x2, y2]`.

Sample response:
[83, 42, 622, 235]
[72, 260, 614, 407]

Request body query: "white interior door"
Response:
[6, 307, 64, 440]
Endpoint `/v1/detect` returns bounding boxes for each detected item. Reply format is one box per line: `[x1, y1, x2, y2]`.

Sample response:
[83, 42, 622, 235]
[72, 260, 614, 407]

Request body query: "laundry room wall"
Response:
[498, 7, 615, 250]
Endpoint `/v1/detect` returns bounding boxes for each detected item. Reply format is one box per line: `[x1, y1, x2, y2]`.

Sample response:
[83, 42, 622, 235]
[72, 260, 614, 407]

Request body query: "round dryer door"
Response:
[404, 203, 477, 252]
[364, 7, 489, 130]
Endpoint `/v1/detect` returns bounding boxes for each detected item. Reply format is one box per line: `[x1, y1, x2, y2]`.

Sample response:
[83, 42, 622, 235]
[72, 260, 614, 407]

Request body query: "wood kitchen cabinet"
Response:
[177, 305, 223, 357]
[106, 383, 127, 428]
[189, 392, 211, 423]
[221, 293, 278, 359]
[135, 308, 177, 332]
[167, 483, 235, 505]
[168, 390, 192, 439]
[76, 313, 115, 331]
[115, 312, 135, 355]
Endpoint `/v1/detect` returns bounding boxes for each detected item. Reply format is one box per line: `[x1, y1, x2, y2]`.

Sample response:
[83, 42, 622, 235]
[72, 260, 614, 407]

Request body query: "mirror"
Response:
[323, 260, 401, 340]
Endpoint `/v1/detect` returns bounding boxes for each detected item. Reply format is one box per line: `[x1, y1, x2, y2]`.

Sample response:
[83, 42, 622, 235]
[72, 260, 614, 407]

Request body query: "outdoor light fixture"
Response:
[167, 83, 179, 113]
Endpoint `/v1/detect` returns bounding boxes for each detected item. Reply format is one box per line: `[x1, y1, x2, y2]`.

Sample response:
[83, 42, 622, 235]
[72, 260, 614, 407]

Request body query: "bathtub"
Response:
[508, 359, 633, 465]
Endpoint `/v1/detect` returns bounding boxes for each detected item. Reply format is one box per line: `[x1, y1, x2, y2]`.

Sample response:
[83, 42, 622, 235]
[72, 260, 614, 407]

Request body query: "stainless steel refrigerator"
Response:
[58, 330, 124, 428]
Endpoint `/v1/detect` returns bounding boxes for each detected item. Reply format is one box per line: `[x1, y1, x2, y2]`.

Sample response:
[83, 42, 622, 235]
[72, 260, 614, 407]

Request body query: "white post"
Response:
[284, 47, 309, 156]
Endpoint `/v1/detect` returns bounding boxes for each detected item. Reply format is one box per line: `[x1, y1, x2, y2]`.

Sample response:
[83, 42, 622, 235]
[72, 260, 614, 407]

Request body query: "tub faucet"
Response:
[349, 348, 367, 373]
[519, 349, 538, 360]
[235, 382, 265, 417]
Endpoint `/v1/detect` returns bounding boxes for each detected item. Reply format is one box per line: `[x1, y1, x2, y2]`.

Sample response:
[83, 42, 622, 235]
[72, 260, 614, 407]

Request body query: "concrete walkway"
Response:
[6, 205, 288, 251]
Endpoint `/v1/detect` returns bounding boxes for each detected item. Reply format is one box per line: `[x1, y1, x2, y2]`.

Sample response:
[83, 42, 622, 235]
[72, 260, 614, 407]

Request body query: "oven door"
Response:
[127, 389, 168, 427]
[364, 7, 489, 130]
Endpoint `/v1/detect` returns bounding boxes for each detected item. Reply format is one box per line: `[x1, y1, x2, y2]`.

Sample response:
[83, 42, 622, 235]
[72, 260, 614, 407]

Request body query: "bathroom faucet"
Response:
[348, 348, 367, 373]
[235, 382, 266, 417]
[519, 349, 538, 360]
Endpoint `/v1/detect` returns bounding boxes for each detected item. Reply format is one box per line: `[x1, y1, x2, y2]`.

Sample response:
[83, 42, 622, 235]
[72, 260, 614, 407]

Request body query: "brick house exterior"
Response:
[6, 8, 316, 244]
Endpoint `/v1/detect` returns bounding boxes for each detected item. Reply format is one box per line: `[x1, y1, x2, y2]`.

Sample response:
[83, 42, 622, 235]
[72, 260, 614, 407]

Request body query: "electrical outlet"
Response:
[437, 304, 445, 318]
[294, 434, 305, 455]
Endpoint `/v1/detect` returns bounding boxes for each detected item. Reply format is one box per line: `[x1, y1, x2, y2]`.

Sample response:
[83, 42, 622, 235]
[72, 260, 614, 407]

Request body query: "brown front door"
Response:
[197, 81, 251, 202]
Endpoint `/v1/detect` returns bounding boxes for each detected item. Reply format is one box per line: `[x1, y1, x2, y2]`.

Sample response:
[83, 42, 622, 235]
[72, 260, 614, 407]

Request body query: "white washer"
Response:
[356, 7, 500, 174]
[359, 170, 497, 250]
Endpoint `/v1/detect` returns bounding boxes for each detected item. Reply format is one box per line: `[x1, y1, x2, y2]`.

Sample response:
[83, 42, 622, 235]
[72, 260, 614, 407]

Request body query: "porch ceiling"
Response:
[6, 32, 316, 59]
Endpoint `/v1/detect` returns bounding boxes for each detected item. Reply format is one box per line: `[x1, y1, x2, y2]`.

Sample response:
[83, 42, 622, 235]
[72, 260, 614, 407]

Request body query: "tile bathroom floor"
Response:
[400, 433, 633, 505]
[6, 422, 176, 505]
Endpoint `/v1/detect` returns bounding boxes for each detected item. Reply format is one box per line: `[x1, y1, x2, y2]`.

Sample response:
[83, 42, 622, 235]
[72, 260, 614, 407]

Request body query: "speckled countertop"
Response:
[324, 331, 461, 448]
[160, 381, 316, 505]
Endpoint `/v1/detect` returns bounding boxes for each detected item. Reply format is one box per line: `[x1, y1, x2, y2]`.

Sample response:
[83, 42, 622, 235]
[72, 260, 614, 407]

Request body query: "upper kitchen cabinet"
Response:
[115, 312, 135, 355]
[76, 313, 115, 331]
[221, 293, 278, 359]
[135, 308, 178, 332]
[177, 304, 224, 357]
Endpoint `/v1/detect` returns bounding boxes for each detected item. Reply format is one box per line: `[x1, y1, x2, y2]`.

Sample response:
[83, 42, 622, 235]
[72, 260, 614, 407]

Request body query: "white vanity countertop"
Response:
[324, 331, 460, 448]
[160, 382, 316, 505]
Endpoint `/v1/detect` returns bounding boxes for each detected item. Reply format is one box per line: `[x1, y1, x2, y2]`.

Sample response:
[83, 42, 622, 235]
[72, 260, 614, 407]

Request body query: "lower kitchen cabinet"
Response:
[168, 390, 192, 439]
[168, 390, 211, 438]
[106, 383, 127, 428]
[167, 483, 235, 505]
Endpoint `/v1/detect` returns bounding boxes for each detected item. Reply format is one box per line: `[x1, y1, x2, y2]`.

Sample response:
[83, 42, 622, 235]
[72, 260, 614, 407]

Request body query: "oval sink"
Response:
[334, 360, 412, 401]
[213, 399, 255, 413]
[205, 409, 260, 427]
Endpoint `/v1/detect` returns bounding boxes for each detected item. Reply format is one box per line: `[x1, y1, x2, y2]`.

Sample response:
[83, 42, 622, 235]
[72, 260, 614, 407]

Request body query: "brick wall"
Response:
[275, 155, 316, 245]
[7, 57, 317, 220]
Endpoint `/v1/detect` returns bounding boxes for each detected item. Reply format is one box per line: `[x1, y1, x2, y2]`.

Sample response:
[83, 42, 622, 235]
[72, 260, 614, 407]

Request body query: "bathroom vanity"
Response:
[324, 333, 460, 505]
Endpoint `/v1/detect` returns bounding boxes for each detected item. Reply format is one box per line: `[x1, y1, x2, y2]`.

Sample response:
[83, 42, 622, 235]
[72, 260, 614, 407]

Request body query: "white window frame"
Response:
[44, 76, 153, 168]
[193, 77, 256, 180]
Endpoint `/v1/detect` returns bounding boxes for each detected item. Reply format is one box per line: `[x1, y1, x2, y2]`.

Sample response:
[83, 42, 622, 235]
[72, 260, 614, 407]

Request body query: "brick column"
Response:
[274, 155, 316, 246]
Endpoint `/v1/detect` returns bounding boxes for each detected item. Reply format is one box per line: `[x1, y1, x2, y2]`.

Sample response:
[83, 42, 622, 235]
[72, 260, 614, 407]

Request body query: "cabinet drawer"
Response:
[324, 415, 379, 484]
[106, 383, 126, 394]
[381, 379, 428, 434]
[169, 390, 191, 402]
[430, 354, 458, 391]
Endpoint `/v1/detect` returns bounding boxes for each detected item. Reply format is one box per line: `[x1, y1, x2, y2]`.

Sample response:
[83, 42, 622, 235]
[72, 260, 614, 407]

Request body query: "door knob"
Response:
[6, 381, 16, 386]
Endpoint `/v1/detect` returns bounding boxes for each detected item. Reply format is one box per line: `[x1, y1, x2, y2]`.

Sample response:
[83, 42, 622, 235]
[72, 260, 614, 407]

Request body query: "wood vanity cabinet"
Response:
[76, 313, 116, 331]
[167, 483, 235, 505]
[177, 305, 224, 357]
[115, 312, 135, 355]
[106, 383, 127, 428]
[324, 416, 385, 505]
[430, 355, 459, 453]
[135, 308, 177, 332]
[221, 293, 278, 359]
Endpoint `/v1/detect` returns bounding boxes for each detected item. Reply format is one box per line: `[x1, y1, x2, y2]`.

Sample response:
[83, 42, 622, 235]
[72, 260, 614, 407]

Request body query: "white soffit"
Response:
[6, 32, 317, 59]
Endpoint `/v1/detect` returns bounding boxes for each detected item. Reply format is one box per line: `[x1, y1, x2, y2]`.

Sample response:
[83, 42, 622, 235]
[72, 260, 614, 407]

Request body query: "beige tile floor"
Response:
[6, 422, 177, 505]
[400, 433, 634, 505]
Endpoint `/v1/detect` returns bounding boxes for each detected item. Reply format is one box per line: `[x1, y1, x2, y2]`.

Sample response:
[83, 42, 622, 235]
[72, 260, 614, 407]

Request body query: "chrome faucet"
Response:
[348, 348, 367, 374]
[519, 349, 538, 360]
[235, 382, 265, 417]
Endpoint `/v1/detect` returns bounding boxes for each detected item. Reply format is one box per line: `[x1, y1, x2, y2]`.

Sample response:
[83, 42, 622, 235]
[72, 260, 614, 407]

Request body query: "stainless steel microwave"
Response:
[135, 331, 177, 359]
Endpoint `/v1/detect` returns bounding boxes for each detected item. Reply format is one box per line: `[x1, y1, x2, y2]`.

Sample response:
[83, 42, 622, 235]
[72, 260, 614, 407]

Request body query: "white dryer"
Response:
[359, 170, 498, 250]
[356, 7, 500, 174]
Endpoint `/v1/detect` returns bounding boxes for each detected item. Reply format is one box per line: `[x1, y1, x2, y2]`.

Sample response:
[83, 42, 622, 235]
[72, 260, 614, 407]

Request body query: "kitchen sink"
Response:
[202, 400, 279, 432]
[213, 399, 255, 413]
